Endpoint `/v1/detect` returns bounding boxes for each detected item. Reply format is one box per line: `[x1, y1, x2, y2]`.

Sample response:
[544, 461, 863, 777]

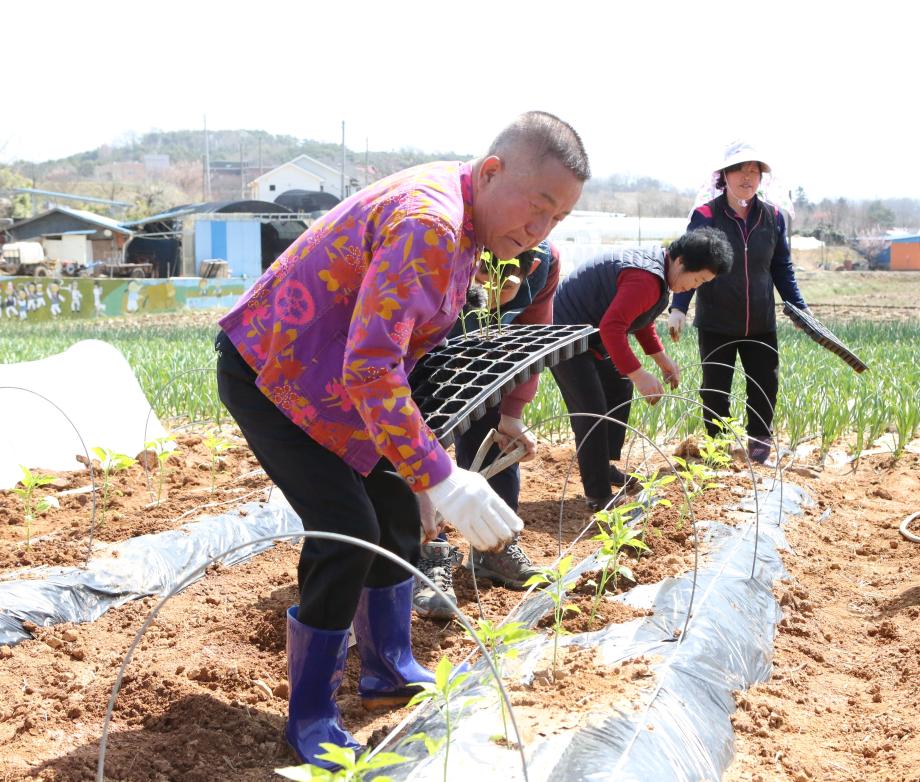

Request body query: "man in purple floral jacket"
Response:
[215, 111, 589, 768]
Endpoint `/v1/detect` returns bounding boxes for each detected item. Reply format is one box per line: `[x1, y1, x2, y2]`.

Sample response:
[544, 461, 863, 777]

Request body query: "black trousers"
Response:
[214, 331, 420, 631]
[453, 405, 520, 511]
[697, 329, 779, 440]
[549, 347, 633, 500]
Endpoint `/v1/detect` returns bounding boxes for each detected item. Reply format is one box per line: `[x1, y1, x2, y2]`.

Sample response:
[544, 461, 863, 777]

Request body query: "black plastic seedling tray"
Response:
[410, 323, 596, 447]
[783, 301, 868, 373]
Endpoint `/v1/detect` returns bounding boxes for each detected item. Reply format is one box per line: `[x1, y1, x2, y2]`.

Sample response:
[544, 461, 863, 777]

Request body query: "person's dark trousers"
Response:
[550, 349, 633, 501]
[697, 329, 779, 440]
[214, 330, 420, 631]
[453, 405, 520, 511]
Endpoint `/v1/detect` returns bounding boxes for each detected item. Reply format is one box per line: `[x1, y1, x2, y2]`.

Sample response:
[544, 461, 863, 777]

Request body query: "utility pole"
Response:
[240, 136, 245, 199]
[637, 196, 642, 245]
[340, 121, 346, 200]
[203, 115, 211, 201]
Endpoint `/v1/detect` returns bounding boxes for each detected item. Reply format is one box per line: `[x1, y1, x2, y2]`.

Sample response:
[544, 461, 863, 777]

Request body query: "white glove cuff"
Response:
[422, 462, 461, 506]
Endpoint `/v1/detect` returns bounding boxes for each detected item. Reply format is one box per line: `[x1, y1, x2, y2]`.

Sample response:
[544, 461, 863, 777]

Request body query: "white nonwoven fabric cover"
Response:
[0, 339, 171, 490]
[790, 235, 825, 250]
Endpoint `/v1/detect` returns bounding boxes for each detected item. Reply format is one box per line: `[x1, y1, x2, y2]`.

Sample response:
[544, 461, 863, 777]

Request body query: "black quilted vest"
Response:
[553, 247, 669, 333]
[694, 194, 778, 335]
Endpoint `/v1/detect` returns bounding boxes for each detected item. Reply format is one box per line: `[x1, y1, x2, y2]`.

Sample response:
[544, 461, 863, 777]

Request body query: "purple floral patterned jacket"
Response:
[219, 161, 479, 490]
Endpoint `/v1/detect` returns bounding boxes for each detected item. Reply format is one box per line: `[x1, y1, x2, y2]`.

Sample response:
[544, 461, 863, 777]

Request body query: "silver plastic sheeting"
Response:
[0, 493, 302, 645]
[376, 480, 812, 782]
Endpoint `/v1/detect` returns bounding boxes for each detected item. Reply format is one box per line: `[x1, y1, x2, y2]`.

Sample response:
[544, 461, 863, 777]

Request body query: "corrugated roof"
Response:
[123, 200, 293, 227]
[4, 206, 132, 235]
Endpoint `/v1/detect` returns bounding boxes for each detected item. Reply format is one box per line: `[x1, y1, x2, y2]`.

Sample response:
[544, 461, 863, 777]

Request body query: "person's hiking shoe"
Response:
[747, 437, 771, 465]
[466, 536, 540, 589]
[412, 541, 462, 620]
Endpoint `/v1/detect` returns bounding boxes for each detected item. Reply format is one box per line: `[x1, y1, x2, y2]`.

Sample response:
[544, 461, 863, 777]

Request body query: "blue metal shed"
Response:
[194, 219, 263, 278]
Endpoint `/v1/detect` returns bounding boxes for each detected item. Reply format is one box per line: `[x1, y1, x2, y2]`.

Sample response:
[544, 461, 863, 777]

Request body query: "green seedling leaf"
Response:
[13, 465, 57, 547]
[314, 743, 356, 769]
[434, 655, 452, 691]
[277, 742, 407, 781]
[90, 447, 137, 529]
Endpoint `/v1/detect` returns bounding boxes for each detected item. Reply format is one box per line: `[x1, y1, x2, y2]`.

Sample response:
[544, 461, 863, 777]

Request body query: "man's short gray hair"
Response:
[488, 111, 591, 182]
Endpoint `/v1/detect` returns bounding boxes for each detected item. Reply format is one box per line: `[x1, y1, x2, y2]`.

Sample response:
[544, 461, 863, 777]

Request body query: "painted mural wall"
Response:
[0, 276, 247, 323]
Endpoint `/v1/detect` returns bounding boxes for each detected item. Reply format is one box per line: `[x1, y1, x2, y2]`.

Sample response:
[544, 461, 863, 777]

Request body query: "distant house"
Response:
[248, 154, 361, 203]
[142, 154, 170, 172]
[0, 206, 132, 265]
[94, 161, 146, 184]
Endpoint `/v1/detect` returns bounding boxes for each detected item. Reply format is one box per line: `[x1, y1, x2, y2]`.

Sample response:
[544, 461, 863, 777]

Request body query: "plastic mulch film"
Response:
[373, 480, 813, 782]
[0, 492, 302, 646]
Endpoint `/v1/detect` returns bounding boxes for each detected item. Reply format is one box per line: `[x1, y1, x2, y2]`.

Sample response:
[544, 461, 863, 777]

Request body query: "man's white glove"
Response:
[422, 463, 523, 552]
[667, 309, 686, 342]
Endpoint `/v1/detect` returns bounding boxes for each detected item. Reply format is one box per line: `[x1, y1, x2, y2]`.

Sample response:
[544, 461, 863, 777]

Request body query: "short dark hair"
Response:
[715, 161, 766, 190]
[488, 111, 591, 182]
[668, 227, 733, 276]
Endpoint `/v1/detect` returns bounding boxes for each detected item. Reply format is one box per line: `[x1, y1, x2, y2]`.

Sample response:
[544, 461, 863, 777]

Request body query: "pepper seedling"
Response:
[90, 447, 137, 528]
[12, 465, 56, 548]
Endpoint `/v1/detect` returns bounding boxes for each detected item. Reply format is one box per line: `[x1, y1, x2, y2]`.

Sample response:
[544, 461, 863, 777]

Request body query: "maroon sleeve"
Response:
[598, 269, 664, 376]
[499, 245, 561, 418]
[633, 321, 664, 357]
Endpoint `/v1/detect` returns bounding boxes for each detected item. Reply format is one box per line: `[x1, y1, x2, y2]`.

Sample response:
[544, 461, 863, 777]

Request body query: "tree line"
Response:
[2, 131, 918, 239]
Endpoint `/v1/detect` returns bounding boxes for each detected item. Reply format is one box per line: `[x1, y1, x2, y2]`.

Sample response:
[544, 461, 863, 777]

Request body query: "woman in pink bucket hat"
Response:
[666, 140, 809, 464]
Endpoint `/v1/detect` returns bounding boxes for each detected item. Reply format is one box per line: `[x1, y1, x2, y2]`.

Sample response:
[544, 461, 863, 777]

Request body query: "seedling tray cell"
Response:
[410, 323, 596, 447]
[783, 301, 869, 373]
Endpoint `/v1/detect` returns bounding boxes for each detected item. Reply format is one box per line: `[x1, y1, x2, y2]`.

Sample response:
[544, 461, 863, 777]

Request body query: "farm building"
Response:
[888, 234, 920, 270]
[0, 206, 132, 266]
[124, 200, 308, 278]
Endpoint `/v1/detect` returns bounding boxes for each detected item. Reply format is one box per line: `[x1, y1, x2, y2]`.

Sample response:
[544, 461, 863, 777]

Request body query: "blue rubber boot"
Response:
[353, 578, 436, 709]
[285, 606, 362, 768]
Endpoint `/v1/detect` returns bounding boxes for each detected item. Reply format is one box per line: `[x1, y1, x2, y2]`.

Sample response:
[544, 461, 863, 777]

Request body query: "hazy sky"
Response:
[2, 1, 913, 201]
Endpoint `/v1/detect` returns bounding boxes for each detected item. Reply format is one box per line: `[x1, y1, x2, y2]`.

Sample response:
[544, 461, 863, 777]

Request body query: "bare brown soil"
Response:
[1, 263, 917, 782]
[0, 424, 918, 781]
[0, 433, 265, 571]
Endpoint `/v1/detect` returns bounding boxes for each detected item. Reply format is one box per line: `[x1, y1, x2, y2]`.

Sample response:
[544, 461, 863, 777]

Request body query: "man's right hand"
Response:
[667, 309, 686, 342]
[422, 463, 523, 551]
